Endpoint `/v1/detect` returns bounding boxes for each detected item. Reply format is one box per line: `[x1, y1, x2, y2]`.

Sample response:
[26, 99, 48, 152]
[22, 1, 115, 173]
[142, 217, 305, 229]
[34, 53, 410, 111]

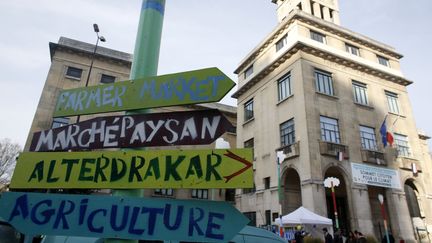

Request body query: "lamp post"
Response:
[324, 177, 340, 230]
[276, 150, 286, 237]
[76, 23, 106, 123]
[378, 194, 390, 243]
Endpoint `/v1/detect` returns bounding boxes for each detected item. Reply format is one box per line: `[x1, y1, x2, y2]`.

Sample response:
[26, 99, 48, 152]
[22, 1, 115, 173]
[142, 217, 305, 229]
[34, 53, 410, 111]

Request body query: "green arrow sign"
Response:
[0, 192, 249, 242]
[10, 149, 253, 189]
[53, 67, 235, 117]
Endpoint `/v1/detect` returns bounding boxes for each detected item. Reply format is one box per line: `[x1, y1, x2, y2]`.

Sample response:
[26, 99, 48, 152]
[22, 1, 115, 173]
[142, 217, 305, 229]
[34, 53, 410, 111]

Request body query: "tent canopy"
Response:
[274, 206, 332, 225]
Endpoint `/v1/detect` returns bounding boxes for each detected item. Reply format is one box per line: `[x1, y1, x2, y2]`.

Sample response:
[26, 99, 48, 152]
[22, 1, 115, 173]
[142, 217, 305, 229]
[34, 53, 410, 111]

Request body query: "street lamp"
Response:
[276, 150, 286, 238]
[378, 194, 390, 243]
[324, 177, 340, 230]
[76, 24, 106, 123]
[84, 23, 106, 87]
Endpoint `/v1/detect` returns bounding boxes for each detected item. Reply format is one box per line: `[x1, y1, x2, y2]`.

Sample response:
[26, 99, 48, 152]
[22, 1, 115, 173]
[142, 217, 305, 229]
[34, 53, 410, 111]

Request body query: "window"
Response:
[280, 119, 295, 146]
[278, 72, 292, 101]
[264, 177, 270, 190]
[243, 186, 256, 194]
[243, 170, 256, 194]
[310, 30, 326, 43]
[320, 116, 340, 143]
[243, 212, 257, 226]
[100, 74, 116, 84]
[315, 69, 334, 96]
[244, 99, 254, 121]
[244, 65, 253, 79]
[359, 125, 377, 151]
[276, 34, 288, 52]
[346, 43, 359, 56]
[394, 133, 411, 157]
[51, 117, 70, 129]
[404, 181, 421, 218]
[65, 66, 83, 80]
[244, 138, 254, 149]
[265, 210, 271, 225]
[154, 189, 173, 196]
[272, 212, 279, 222]
[352, 81, 368, 105]
[385, 91, 400, 114]
[244, 138, 254, 160]
[192, 189, 208, 199]
[377, 55, 390, 67]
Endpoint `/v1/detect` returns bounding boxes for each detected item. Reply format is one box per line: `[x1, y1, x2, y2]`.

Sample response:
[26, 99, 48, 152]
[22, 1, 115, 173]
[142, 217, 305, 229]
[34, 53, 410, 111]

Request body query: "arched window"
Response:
[404, 180, 421, 218]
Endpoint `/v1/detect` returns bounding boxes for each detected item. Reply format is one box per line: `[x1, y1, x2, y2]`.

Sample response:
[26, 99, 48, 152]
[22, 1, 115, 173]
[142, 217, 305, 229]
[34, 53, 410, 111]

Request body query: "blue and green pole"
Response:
[106, 0, 165, 242]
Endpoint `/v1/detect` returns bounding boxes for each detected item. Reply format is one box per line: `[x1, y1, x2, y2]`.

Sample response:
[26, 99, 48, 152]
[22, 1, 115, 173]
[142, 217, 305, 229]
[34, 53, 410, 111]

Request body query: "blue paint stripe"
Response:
[143, 0, 165, 15]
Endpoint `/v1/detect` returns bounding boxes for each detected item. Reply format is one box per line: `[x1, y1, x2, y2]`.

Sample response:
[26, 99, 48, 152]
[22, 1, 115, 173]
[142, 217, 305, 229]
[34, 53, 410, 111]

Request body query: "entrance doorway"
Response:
[367, 186, 391, 240]
[282, 168, 301, 214]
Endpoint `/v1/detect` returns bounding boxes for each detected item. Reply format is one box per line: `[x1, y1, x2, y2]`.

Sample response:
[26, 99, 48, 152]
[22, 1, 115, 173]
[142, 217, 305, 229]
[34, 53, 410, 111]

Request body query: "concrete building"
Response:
[232, 1, 432, 242]
[24, 36, 237, 203]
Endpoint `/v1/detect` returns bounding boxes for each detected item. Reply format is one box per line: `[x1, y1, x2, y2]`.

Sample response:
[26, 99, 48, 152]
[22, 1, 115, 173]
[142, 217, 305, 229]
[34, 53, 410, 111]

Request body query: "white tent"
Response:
[274, 206, 332, 225]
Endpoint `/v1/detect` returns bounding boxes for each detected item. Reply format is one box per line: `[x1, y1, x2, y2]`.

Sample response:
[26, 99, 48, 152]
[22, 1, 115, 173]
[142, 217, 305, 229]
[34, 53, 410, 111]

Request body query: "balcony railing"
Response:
[277, 141, 300, 159]
[361, 149, 386, 165]
[319, 141, 349, 160]
[398, 157, 422, 172]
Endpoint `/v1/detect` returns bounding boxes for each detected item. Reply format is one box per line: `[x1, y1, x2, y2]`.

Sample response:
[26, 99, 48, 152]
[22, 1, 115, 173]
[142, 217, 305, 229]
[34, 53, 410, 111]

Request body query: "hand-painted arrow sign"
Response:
[10, 149, 253, 189]
[30, 109, 234, 152]
[0, 192, 249, 242]
[53, 67, 235, 117]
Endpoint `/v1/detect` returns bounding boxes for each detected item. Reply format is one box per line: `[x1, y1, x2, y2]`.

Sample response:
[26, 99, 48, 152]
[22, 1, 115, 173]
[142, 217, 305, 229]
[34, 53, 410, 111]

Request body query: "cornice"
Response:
[232, 42, 412, 99]
[234, 10, 403, 75]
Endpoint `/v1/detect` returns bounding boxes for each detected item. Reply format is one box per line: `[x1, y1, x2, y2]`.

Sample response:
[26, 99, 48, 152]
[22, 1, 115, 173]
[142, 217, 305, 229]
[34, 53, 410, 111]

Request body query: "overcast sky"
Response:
[0, 0, 431, 151]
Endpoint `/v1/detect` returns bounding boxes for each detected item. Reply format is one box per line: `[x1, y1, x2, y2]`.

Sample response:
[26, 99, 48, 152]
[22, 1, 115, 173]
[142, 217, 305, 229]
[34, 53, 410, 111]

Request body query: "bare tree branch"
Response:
[0, 138, 22, 184]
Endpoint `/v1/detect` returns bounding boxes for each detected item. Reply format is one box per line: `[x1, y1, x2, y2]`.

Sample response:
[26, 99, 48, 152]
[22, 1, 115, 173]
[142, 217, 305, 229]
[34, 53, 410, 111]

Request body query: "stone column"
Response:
[322, 6, 331, 21]
[386, 190, 416, 242]
[301, 180, 328, 216]
[301, 0, 312, 15]
[332, 10, 340, 25]
[351, 187, 374, 235]
[312, 2, 322, 19]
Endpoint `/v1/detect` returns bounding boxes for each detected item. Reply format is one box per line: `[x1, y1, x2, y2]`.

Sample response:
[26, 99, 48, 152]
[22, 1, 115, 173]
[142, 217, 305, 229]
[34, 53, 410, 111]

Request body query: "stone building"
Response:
[24, 36, 237, 202]
[232, 0, 432, 242]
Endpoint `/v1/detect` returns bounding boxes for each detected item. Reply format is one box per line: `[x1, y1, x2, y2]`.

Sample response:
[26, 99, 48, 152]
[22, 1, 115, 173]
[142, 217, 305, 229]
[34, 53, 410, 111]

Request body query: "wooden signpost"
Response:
[6, 63, 250, 240]
[53, 67, 235, 117]
[0, 192, 249, 242]
[10, 149, 253, 189]
[30, 109, 234, 152]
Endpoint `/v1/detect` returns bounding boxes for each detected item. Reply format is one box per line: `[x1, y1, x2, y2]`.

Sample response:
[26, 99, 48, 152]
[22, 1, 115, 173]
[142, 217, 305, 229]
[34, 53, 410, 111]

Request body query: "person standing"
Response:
[323, 228, 334, 243]
[294, 225, 307, 243]
[334, 229, 343, 243]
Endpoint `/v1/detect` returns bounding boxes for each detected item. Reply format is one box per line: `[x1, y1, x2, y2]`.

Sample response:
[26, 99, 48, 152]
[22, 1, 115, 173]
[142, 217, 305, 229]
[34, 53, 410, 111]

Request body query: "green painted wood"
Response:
[53, 67, 235, 117]
[0, 192, 249, 242]
[10, 149, 253, 189]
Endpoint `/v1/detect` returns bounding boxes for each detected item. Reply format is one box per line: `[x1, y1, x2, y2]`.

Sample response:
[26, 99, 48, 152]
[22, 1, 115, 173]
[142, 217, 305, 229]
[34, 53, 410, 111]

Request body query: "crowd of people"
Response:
[292, 226, 396, 243]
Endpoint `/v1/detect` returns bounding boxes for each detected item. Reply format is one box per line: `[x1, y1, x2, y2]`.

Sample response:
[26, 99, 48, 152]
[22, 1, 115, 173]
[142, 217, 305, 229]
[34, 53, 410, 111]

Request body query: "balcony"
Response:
[361, 149, 386, 165]
[398, 157, 422, 172]
[319, 141, 349, 160]
[277, 141, 300, 159]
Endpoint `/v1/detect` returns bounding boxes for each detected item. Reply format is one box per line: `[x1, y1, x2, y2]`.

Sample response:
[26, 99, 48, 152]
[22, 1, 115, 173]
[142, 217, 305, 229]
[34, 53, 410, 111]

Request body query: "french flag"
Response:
[380, 117, 394, 147]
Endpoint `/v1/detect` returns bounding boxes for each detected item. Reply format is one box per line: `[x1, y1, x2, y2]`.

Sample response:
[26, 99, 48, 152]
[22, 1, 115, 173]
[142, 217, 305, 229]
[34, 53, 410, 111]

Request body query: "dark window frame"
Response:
[310, 30, 326, 43]
[278, 72, 292, 101]
[280, 118, 295, 146]
[315, 69, 334, 96]
[100, 74, 116, 84]
[320, 116, 341, 144]
[65, 66, 83, 80]
[244, 99, 254, 121]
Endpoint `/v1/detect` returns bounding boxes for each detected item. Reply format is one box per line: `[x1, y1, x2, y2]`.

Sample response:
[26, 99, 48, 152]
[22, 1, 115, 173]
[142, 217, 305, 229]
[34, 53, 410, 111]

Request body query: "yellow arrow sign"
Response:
[10, 149, 253, 189]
